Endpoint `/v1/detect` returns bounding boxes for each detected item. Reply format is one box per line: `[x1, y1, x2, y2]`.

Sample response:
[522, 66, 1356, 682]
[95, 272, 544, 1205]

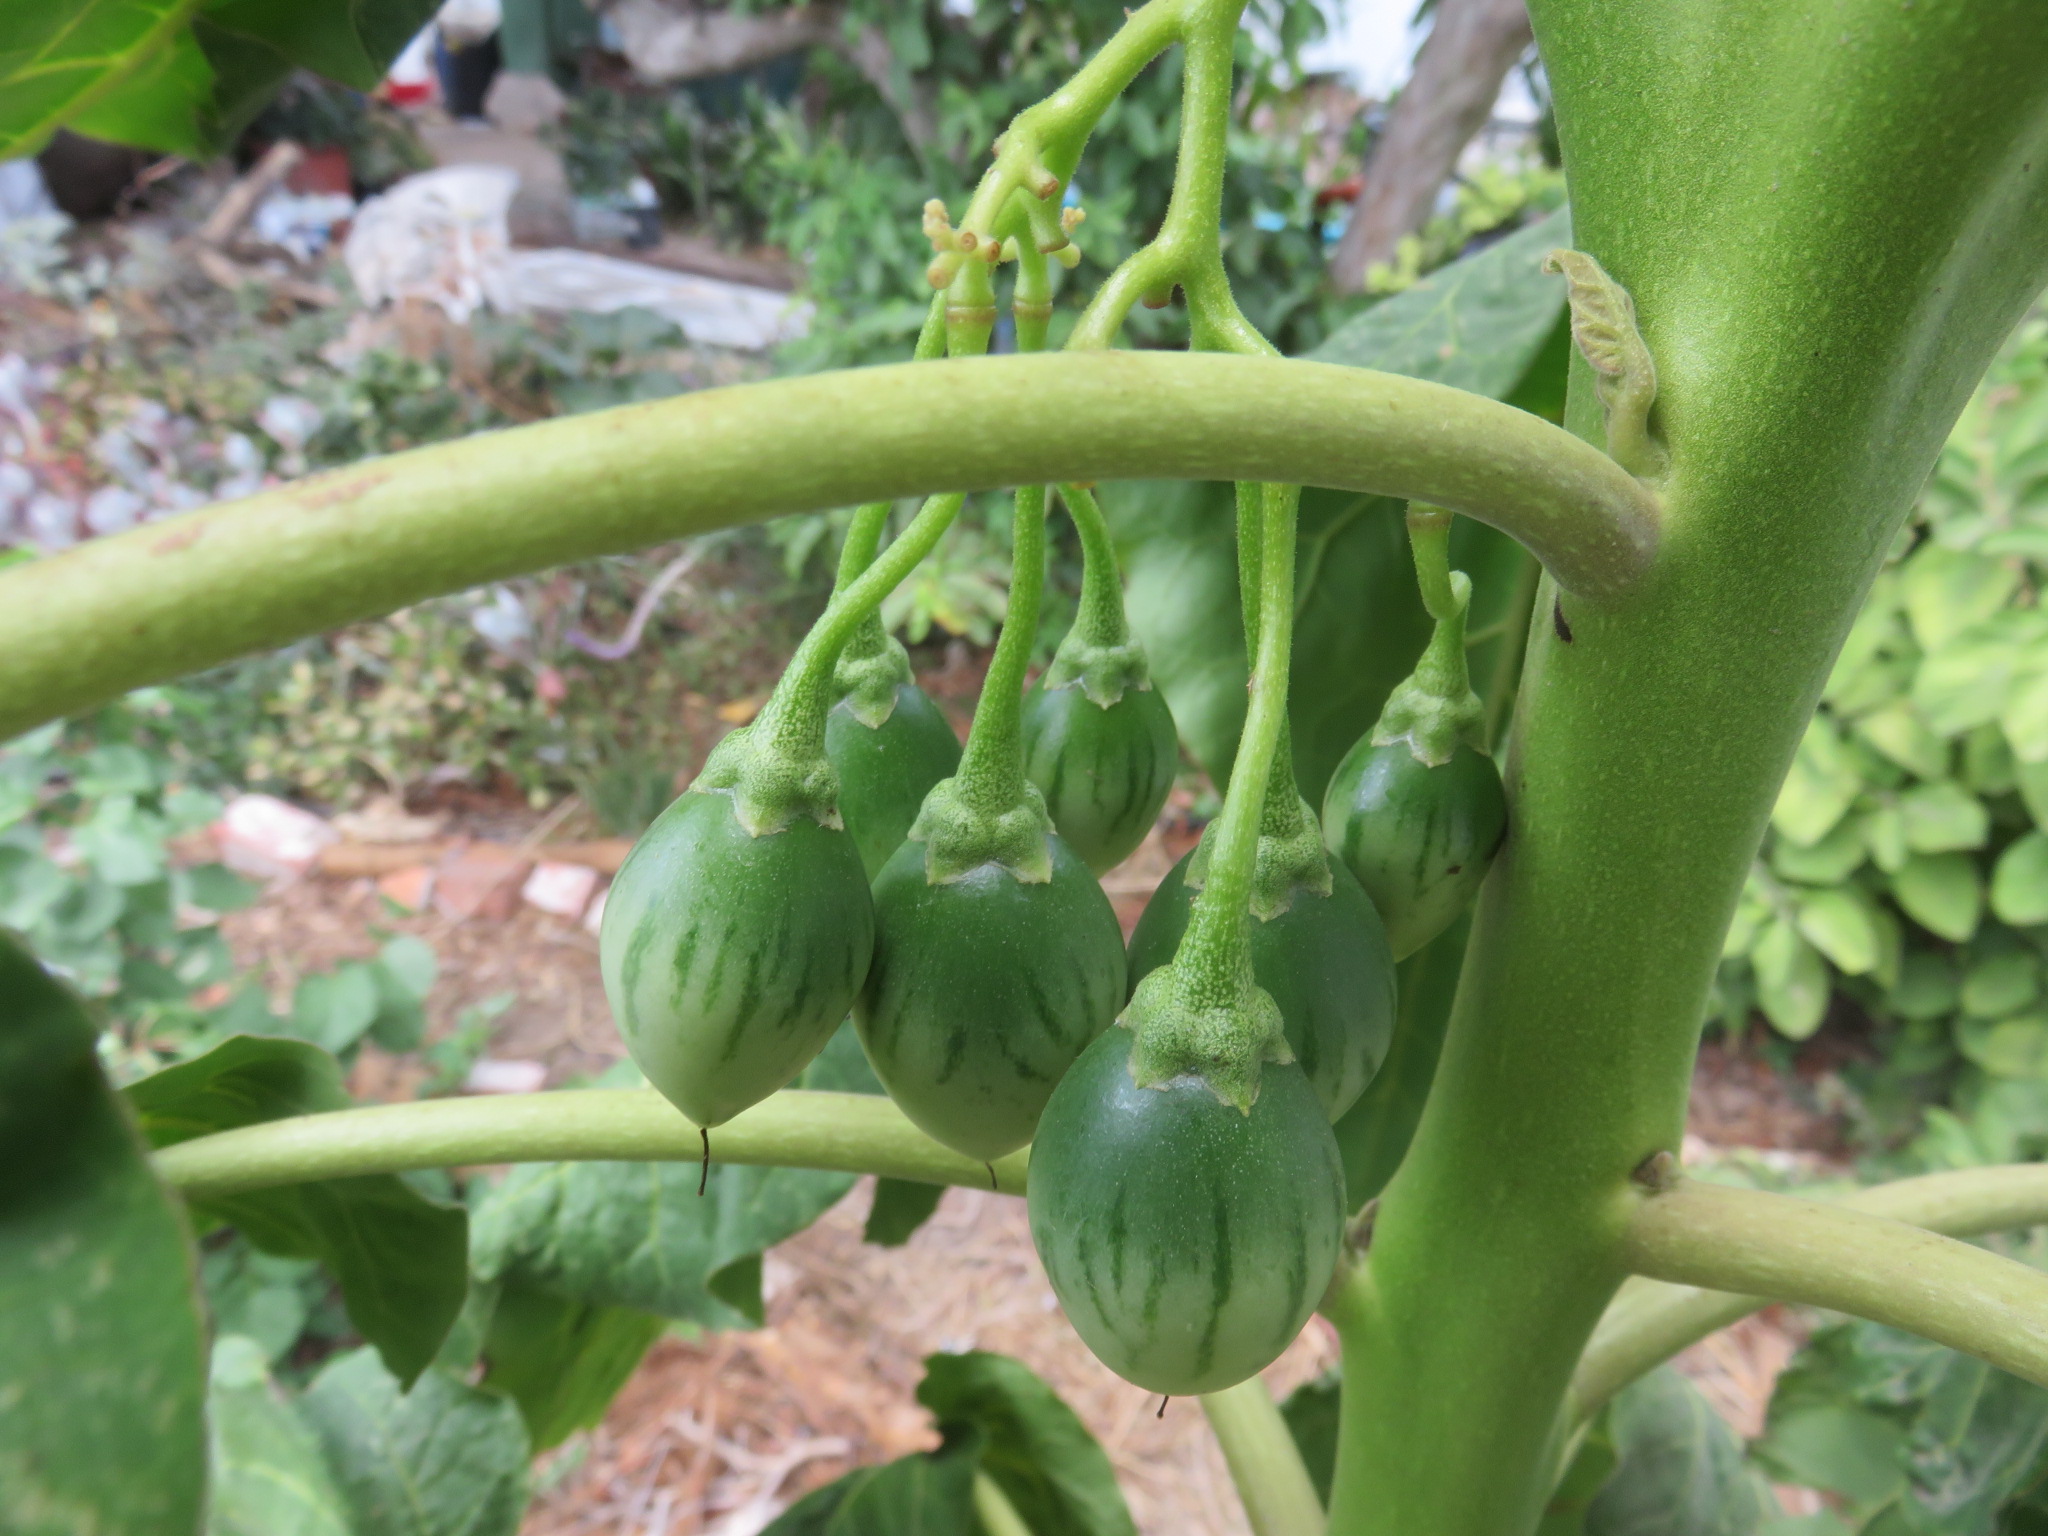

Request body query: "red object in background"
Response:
[1315, 176, 1364, 211]
[382, 78, 437, 109]
[287, 145, 353, 196]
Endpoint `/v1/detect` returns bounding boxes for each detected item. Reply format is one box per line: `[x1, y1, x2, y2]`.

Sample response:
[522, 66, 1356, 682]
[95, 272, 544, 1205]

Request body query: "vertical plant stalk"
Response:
[948, 485, 1048, 829]
[1200, 1378, 1326, 1536]
[1056, 483, 1132, 655]
[1324, 3, 2048, 1532]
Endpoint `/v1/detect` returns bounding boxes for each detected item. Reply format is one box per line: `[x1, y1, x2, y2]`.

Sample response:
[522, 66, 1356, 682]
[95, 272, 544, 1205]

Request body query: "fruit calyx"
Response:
[1121, 953, 1293, 1115]
[833, 619, 914, 728]
[1045, 482, 1153, 708]
[692, 696, 842, 837]
[908, 772, 1056, 884]
[1186, 785, 1332, 921]
[1374, 505, 1488, 768]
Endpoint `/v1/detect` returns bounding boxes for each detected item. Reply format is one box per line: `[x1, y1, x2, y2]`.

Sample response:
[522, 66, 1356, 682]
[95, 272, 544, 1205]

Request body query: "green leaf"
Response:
[1795, 886, 1885, 976]
[1855, 701, 1950, 781]
[916, 1351, 1136, 1536]
[1279, 1373, 1341, 1505]
[865, 1177, 947, 1247]
[1892, 853, 1986, 942]
[1955, 1011, 2048, 1078]
[470, 1025, 873, 1328]
[1333, 919, 1468, 1209]
[1993, 831, 2048, 925]
[479, 1280, 665, 1452]
[287, 964, 382, 1055]
[2002, 670, 2048, 765]
[1754, 917, 1831, 1039]
[127, 1034, 469, 1387]
[1774, 718, 1865, 847]
[185, 861, 261, 913]
[300, 1347, 530, 1536]
[0, 0, 193, 157]
[1902, 546, 2022, 651]
[205, 1335, 352, 1536]
[0, 0, 439, 158]
[1755, 1406, 1911, 1508]
[0, 932, 208, 1534]
[1772, 820, 1866, 885]
[200, 1239, 316, 1362]
[762, 1427, 985, 1536]
[1893, 952, 1962, 1021]
[1897, 782, 1990, 853]
[1961, 939, 2041, 1017]
[1583, 1368, 1771, 1536]
[1311, 206, 1572, 391]
[1913, 612, 2048, 737]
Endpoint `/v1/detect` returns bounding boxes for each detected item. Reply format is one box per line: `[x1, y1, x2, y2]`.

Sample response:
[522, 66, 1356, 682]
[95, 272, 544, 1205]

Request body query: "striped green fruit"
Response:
[1027, 1026, 1346, 1396]
[825, 683, 962, 879]
[1322, 739, 1507, 961]
[856, 834, 1126, 1161]
[1021, 680, 1178, 875]
[600, 789, 874, 1127]
[1124, 851, 1396, 1121]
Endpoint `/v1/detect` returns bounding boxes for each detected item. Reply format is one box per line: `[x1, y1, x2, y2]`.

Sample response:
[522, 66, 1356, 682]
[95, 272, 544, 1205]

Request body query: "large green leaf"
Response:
[126, 1033, 469, 1387]
[1332, 918, 1470, 1210]
[1279, 1373, 1341, 1504]
[762, 1427, 986, 1536]
[205, 1335, 352, 1536]
[1584, 1368, 1772, 1536]
[479, 1280, 666, 1452]
[300, 1347, 530, 1536]
[469, 1024, 875, 1329]
[0, 0, 438, 158]
[1114, 210, 1566, 799]
[865, 1176, 947, 1247]
[916, 1351, 1136, 1536]
[0, 932, 208, 1535]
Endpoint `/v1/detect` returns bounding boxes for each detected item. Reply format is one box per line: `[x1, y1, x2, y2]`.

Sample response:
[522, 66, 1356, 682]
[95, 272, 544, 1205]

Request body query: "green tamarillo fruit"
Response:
[1027, 1025, 1346, 1396]
[1020, 679, 1178, 874]
[1125, 848, 1396, 1122]
[1322, 739, 1507, 961]
[856, 832, 1126, 1161]
[825, 682, 963, 878]
[599, 789, 874, 1128]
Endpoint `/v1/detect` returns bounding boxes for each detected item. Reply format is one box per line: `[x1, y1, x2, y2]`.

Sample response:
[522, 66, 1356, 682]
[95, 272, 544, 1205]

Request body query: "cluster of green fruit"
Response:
[600, 429, 1508, 1395]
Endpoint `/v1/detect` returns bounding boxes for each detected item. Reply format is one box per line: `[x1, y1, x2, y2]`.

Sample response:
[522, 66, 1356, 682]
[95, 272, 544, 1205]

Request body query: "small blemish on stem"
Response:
[1553, 599, 1574, 644]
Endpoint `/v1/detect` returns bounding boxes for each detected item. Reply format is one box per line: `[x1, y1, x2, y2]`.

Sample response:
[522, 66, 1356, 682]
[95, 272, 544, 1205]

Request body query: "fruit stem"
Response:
[832, 292, 953, 724]
[1201, 1378, 1328, 1536]
[1060, 483, 1129, 651]
[1371, 505, 1487, 767]
[1176, 482, 1300, 1000]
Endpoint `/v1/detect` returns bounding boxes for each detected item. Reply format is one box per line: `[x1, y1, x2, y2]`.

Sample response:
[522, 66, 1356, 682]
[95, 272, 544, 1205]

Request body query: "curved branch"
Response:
[1575, 1162, 2048, 1421]
[1609, 1175, 2048, 1400]
[0, 351, 1657, 741]
[153, 1087, 1030, 1199]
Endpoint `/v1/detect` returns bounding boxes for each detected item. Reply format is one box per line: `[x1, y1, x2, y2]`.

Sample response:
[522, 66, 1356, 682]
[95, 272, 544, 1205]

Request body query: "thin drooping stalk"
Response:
[948, 485, 1048, 821]
[1170, 483, 1299, 1008]
[153, 1088, 1031, 1199]
[1056, 483, 1130, 652]
[1200, 1379, 1326, 1536]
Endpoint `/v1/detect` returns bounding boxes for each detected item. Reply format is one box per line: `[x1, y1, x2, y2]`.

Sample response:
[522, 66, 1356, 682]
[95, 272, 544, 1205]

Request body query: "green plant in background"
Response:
[1718, 317, 2048, 1155]
[16, 2, 2048, 1535]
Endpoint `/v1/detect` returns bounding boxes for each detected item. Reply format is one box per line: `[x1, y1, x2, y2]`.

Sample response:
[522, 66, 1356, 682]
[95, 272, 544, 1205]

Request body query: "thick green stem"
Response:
[0, 352, 1656, 744]
[972, 1474, 1037, 1536]
[152, 1088, 1030, 1199]
[1617, 1178, 2048, 1393]
[1326, 3, 2048, 1530]
[1574, 1162, 2048, 1422]
[1201, 1378, 1326, 1536]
